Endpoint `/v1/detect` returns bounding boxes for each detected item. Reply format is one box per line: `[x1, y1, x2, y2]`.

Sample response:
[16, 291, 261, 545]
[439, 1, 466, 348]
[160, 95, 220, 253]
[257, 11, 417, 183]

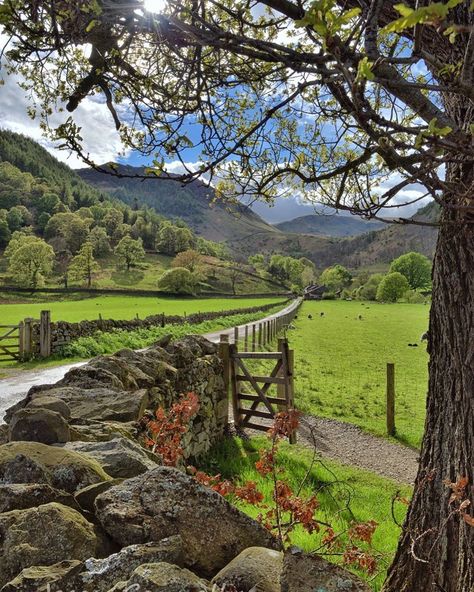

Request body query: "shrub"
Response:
[376, 272, 409, 303]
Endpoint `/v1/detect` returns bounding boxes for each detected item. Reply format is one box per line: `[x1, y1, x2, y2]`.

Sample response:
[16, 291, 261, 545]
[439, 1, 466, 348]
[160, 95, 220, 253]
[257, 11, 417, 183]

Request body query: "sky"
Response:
[0, 8, 432, 221]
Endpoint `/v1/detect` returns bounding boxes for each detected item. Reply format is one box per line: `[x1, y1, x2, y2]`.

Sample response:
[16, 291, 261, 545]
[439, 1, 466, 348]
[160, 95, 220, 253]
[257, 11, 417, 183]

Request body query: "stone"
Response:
[0, 442, 111, 493]
[26, 396, 71, 420]
[60, 438, 161, 478]
[78, 537, 184, 592]
[29, 387, 149, 422]
[0, 483, 79, 513]
[280, 549, 371, 592]
[8, 408, 71, 444]
[58, 365, 126, 391]
[0, 503, 97, 588]
[74, 480, 122, 514]
[1, 560, 83, 592]
[95, 466, 278, 577]
[211, 547, 283, 592]
[118, 563, 209, 592]
[70, 420, 137, 442]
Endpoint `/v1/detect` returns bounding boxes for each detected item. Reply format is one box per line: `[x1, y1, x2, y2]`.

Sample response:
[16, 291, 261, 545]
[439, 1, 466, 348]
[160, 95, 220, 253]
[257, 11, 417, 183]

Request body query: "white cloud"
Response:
[0, 66, 129, 168]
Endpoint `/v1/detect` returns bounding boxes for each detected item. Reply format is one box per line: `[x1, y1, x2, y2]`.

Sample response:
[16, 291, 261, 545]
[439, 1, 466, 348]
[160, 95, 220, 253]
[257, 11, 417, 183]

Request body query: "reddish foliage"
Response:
[444, 476, 474, 528]
[143, 391, 199, 466]
[343, 546, 378, 575]
[255, 448, 275, 476]
[268, 409, 301, 439]
[235, 481, 265, 505]
[348, 520, 378, 545]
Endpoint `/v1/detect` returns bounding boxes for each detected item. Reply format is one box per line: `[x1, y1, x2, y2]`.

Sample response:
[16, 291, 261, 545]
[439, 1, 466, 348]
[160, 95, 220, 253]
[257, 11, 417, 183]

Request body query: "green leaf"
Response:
[85, 19, 99, 32]
[356, 57, 375, 82]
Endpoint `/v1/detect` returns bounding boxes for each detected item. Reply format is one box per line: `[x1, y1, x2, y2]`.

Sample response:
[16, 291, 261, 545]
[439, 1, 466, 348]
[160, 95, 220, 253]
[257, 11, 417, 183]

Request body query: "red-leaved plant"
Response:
[143, 394, 382, 576]
[142, 391, 200, 466]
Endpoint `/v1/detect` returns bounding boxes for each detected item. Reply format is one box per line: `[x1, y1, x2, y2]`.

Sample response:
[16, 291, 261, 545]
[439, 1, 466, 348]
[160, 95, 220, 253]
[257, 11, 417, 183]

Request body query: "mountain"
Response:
[0, 129, 107, 207]
[275, 214, 384, 237]
[78, 165, 279, 244]
[246, 196, 321, 224]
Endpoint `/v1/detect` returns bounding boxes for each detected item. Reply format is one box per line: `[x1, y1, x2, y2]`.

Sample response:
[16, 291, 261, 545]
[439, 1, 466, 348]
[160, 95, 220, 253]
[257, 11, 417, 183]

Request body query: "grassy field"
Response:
[0, 294, 282, 326]
[201, 436, 411, 591]
[289, 301, 429, 448]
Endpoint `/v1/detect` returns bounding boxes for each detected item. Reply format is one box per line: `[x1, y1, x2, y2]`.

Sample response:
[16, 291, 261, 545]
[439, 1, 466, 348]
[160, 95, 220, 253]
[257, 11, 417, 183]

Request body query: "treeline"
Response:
[314, 252, 432, 303]
[0, 157, 227, 289]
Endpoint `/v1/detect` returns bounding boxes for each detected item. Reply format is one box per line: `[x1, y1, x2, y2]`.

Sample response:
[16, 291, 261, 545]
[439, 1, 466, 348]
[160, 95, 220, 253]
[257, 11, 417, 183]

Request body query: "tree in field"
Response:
[158, 267, 200, 294]
[320, 265, 352, 293]
[376, 272, 410, 303]
[171, 249, 205, 273]
[390, 251, 432, 290]
[114, 236, 145, 271]
[44, 212, 89, 254]
[6, 234, 54, 288]
[68, 242, 100, 288]
[0, 213, 11, 248]
[3, 1, 474, 588]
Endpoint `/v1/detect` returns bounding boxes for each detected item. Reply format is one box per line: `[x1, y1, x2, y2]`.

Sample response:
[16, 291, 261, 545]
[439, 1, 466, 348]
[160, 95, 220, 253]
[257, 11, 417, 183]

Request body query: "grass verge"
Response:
[199, 435, 411, 591]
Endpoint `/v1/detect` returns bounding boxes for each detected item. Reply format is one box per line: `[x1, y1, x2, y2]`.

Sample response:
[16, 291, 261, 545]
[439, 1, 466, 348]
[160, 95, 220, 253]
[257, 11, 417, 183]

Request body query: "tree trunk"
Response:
[383, 171, 474, 590]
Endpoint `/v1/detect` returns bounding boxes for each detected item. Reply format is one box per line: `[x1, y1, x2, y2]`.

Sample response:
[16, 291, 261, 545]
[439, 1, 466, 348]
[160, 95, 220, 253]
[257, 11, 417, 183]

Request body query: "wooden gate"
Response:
[229, 337, 296, 443]
[0, 324, 21, 361]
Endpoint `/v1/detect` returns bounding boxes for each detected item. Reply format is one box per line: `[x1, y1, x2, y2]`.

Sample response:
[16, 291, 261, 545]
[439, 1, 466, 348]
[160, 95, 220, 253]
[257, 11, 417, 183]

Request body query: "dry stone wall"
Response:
[28, 299, 288, 356]
[0, 332, 371, 592]
[4, 335, 228, 460]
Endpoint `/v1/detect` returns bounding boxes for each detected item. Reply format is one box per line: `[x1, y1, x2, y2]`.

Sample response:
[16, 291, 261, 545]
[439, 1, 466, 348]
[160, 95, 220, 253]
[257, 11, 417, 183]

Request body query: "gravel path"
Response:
[296, 415, 418, 485]
[240, 412, 419, 485]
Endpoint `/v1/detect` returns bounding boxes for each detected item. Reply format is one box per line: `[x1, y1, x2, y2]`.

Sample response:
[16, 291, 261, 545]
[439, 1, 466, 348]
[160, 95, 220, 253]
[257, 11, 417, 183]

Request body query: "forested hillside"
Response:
[276, 213, 384, 237]
[79, 164, 278, 243]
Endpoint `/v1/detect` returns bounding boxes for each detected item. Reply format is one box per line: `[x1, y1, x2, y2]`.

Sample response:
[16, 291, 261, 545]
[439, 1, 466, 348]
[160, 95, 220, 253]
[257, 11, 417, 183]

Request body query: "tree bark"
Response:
[383, 129, 474, 590]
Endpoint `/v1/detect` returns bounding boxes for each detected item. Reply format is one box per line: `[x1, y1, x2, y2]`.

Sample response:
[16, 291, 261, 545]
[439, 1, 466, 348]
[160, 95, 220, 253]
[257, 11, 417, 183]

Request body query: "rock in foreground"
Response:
[95, 466, 278, 576]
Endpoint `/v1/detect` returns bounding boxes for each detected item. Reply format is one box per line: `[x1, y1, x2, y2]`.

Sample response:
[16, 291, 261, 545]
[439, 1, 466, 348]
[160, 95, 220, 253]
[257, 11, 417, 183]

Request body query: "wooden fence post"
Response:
[252, 324, 256, 352]
[219, 334, 230, 428]
[244, 325, 249, 351]
[39, 310, 51, 358]
[386, 363, 396, 436]
[287, 345, 297, 444]
[18, 320, 24, 359]
[258, 322, 263, 349]
[234, 326, 239, 345]
[23, 317, 33, 359]
[229, 342, 242, 428]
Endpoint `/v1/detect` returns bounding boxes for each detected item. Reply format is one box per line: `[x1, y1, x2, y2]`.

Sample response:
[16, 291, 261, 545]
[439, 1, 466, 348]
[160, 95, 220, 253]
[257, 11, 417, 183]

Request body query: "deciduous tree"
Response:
[114, 235, 146, 271]
[3, 1, 474, 588]
[376, 272, 410, 303]
[69, 242, 100, 288]
[6, 234, 54, 288]
[390, 251, 432, 290]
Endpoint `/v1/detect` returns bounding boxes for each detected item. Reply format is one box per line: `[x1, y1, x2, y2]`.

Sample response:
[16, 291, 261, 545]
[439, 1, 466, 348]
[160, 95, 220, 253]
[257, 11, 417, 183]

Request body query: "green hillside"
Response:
[78, 164, 278, 244]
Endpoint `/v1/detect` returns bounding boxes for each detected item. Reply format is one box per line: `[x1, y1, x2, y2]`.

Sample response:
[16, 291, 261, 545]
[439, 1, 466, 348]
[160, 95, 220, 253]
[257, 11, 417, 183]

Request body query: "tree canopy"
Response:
[390, 251, 432, 290]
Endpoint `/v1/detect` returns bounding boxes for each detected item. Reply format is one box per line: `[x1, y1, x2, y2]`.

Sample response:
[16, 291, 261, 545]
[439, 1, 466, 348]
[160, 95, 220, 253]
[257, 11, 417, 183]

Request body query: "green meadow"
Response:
[289, 301, 429, 449]
[201, 436, 411, 591]
[0, 294, 281, 326]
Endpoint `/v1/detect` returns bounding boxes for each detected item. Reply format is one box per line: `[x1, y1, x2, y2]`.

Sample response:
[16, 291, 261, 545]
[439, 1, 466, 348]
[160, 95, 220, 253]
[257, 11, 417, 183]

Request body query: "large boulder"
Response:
[0, 483, 78, 513]
[59, 438, 161, 478]
[78, 537, 184, 592]
[280, 549, 371, 592]
[211, 547, 282, 592]
[26, 396, 71, 420]
[8, 408, 71, 444]
[0, 442, 111, 493]
[114, 563, 209, 592]
[0, 503, 97, 588]
[1, 561, 83, 592]
[95, 466, 277, 577]
[30, 387, 149, 422]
